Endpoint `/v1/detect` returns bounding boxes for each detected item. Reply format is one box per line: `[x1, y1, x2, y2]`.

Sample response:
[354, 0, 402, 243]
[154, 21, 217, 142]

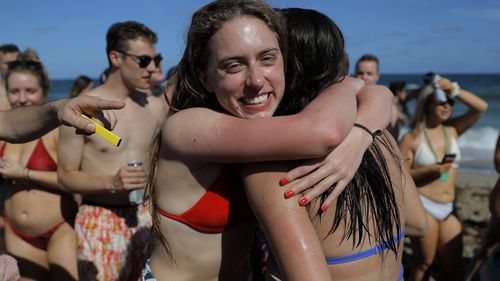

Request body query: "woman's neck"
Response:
[425, 117, 441, 129]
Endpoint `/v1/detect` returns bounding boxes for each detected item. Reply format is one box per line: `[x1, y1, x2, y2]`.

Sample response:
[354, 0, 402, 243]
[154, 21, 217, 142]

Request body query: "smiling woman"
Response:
[0, 49, 79, 280]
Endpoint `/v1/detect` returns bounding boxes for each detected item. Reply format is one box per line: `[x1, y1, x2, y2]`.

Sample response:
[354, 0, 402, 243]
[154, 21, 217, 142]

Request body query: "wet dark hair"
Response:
[276, 8, 347, 116]
[279, 8, 401, 257]
[105, 21, 158, 67]
[169, 0, 286, 115]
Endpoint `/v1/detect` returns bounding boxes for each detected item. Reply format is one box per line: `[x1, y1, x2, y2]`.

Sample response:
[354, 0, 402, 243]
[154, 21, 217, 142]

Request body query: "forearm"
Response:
[355, 85, 392, 132]
[58, 170, 114, 194]
[0, 100, 62, 143]
[165, 78, 358, 163]
[25, 170, 60, 190]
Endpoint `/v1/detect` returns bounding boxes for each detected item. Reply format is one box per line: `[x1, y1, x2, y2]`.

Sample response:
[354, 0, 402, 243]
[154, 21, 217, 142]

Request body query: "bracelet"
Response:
[24, 168, 30, 181]
[353, 123, 382, 141]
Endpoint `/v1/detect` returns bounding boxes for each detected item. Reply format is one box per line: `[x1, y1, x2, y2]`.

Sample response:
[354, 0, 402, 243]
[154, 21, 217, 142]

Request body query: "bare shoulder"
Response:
[444, 125, 459, 139]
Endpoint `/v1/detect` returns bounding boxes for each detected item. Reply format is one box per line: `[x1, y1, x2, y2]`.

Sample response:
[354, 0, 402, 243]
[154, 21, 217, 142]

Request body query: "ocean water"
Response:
[49, 74, 500, 174]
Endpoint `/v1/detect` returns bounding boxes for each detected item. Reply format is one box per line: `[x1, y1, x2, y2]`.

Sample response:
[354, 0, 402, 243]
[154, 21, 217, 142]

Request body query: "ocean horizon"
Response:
[48, 73, 500, 176]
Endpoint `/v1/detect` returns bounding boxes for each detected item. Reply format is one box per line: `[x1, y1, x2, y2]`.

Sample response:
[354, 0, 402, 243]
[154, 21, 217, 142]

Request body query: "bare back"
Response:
[310, 136, 406, 280]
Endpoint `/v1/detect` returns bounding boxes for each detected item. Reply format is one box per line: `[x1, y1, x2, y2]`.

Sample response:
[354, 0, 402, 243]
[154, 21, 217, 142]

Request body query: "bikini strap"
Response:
[422, 125, 450, 163]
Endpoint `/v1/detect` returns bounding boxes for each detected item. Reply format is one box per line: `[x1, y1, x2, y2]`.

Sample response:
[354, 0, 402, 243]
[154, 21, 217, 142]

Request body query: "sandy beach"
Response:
[456, 171, 498, 258]
[404, 170, 499, 280]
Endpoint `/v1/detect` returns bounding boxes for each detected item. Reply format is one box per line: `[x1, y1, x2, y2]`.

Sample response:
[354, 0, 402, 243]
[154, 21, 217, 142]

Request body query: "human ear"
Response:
[109, 51, 121, 68]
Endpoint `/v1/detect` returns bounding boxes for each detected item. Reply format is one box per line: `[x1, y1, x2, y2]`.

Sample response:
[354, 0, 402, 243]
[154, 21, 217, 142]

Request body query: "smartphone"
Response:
[441, 154, 456, 164]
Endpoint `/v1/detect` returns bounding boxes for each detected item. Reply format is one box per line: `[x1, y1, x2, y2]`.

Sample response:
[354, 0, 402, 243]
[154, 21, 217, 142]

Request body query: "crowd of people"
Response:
[0, 1, 495, 281]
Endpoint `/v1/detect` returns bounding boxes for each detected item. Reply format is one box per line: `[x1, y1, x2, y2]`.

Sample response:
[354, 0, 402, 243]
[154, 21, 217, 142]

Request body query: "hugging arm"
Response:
[163, 77, 360, 163]
[281, 84, 393, 208]
[242, 162, 331, 281]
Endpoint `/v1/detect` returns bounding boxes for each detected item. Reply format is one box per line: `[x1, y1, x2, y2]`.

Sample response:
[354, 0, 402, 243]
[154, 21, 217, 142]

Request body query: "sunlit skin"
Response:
[202, 15, 285, 119]
[355, 60, 379, 85]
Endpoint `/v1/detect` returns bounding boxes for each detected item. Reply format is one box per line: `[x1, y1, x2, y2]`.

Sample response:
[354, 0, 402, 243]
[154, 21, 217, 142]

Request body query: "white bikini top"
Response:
[413, 126, 461, 168]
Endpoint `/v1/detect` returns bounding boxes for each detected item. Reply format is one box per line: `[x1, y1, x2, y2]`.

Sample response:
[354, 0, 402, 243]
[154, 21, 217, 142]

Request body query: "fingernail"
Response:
[321, 204, 329, 213]
[86, 123, 96, 132]
[298, 197, 308, 206]
[279, 177, 289, 186]
[284, 190, 295, 199]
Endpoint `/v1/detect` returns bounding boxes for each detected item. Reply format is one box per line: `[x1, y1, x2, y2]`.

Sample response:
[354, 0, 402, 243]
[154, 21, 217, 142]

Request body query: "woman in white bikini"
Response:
[399, 76, 488, 280]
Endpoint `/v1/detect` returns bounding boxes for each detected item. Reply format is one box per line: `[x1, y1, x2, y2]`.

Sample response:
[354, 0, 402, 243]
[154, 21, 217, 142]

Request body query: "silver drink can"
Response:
[128, 160, 145, 204]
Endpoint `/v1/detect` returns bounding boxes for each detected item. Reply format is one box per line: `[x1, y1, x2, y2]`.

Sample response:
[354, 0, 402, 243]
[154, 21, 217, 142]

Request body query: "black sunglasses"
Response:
[117, 51, 163, 68]
[435, 97, 455, 107]
[7, 60, 43, 71]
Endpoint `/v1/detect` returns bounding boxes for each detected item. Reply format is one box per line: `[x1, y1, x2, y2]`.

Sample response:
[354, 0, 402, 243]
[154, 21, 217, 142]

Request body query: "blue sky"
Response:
[1, 0, 499, 79]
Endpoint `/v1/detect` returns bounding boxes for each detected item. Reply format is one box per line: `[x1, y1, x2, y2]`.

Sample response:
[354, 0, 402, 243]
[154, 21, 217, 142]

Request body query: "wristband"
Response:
[353, 123, 382, 141]
[450, 82, 461, 98]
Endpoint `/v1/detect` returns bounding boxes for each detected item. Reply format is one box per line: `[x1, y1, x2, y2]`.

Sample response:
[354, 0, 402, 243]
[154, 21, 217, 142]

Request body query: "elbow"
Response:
[405, 217, 428, 238]
[476, 101, 488, 114]
[414, 219, 428, 237]
[318, 119, 348, 152]
[57, 170, 71, 192]
[468, 96, 488, 114]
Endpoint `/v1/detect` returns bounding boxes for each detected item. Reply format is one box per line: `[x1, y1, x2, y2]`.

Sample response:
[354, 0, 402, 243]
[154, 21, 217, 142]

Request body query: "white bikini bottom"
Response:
[419, 194, 454, 221]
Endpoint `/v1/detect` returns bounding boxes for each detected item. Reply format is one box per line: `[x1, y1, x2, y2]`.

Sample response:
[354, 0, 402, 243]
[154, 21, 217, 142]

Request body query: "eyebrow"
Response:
[218, 47, 280, 65]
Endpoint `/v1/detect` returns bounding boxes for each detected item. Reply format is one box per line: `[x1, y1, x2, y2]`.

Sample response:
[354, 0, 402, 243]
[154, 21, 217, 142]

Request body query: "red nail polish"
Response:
[284, 190, 295, 199]
[321, 204, 329, 213]
[280, 177, 289, 186]
[298, 197, 308, 206]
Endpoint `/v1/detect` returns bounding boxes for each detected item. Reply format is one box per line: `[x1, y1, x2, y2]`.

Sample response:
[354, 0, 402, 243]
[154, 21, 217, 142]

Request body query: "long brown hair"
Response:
[148, 0, 287, 259]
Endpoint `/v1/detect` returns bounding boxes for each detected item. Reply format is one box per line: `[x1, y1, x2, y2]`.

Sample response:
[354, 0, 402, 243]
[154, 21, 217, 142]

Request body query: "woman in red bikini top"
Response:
[0, 50, 78, 280]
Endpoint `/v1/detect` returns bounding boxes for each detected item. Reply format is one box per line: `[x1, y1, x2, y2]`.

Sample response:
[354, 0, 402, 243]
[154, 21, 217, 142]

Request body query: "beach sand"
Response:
[403, 170, 499, 280]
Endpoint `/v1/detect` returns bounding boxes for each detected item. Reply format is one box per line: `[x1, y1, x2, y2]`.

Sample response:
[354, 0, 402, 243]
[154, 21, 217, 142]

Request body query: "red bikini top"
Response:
[158, 168, 252, 233]
[0, 139, 57, 171]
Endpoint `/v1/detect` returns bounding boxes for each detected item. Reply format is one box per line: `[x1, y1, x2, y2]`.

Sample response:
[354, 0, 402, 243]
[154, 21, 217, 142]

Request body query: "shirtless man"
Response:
[57, 21, 167, 281]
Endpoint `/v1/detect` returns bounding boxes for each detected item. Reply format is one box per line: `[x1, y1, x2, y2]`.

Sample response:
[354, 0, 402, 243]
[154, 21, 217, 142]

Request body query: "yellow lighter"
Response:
[80, 114, 122, 147]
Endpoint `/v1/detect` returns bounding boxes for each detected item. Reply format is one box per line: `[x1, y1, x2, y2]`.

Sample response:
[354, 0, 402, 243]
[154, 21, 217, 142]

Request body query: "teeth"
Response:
[242, 94, 269, 105]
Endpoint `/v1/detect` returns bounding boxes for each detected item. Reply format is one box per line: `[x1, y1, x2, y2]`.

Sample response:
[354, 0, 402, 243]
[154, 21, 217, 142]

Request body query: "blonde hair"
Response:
[409, 84, 435, 133]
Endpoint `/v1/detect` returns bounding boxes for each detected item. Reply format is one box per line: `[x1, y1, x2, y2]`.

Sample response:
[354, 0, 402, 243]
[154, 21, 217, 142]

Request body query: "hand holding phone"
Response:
[441, 153, 456, 164]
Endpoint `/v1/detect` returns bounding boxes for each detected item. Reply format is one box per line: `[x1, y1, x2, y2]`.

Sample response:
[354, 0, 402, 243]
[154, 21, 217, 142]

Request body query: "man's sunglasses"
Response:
[117, 51, 163, 68]
[8, 60, 43, 71]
